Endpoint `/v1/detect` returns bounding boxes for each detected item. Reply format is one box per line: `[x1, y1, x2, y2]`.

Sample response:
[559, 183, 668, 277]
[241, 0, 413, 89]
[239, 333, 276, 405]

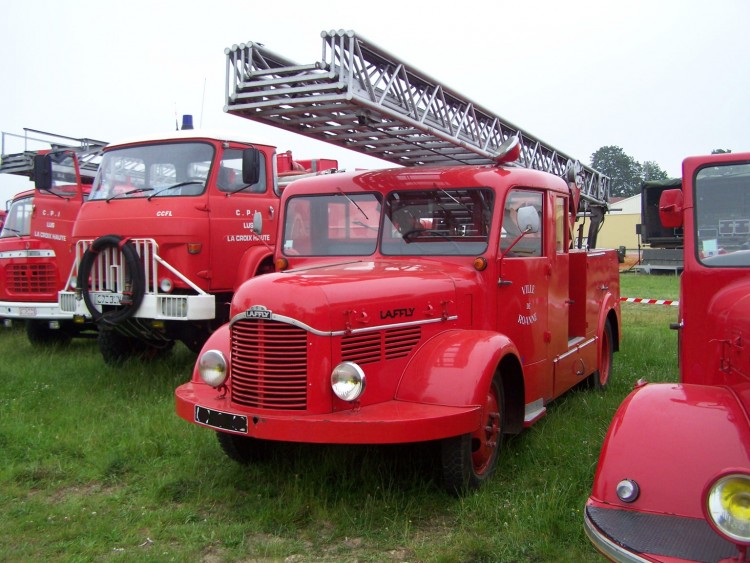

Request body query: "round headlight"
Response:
[159, 277, 173, 293]
[331, 362, 365, 401]
[199, 350, 227, 387]
[704, 471, 750, 545]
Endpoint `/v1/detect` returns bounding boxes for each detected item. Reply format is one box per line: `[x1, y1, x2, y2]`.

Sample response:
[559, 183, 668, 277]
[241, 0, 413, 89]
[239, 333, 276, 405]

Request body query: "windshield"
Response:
[0, 195, 33, 238]
[283, 188, 494, 257]
[88, 142, 214, 201]
[42, 152, 87, 197]
[696, 163, 750, 267]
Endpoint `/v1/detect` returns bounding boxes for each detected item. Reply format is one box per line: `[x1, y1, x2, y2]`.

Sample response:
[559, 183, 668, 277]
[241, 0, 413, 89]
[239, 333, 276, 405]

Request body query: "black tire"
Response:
[588, 320, 613, 391]
[216, 432, 273, 464]
[98, 329, 138, 365]
[78, 235, 145, 326]
[25, 320, 73, 346]
[98, 329, 175, 365]
[440, 376, 504, 494]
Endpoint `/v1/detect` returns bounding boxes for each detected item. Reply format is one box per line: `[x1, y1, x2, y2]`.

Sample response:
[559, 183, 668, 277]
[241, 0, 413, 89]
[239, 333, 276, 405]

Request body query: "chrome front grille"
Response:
[230, 318, 308, 410]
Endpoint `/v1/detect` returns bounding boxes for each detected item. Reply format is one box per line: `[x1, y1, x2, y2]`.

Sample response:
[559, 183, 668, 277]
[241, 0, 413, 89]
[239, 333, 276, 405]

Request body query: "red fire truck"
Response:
[585, 151, 750, 561]
[57, 120, 338, 364]
[175, 30, 621, 492]
[0, 129, 105, 344]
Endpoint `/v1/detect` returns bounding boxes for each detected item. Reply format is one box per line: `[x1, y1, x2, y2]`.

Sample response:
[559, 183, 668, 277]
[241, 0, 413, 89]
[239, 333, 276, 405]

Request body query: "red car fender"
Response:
[395, 329, 518, 408]
[591, 382, 750, 518]
[233, 246, 274, 291]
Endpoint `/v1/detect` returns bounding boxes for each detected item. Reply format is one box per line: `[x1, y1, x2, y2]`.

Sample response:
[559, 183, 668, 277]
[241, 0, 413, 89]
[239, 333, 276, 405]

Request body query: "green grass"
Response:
[0, 272, 680, 562]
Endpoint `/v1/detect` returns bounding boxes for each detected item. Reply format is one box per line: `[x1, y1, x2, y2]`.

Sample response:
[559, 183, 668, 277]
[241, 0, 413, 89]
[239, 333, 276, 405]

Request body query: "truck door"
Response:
[496, 189, 552, 401]
[207, 146, 277, 292]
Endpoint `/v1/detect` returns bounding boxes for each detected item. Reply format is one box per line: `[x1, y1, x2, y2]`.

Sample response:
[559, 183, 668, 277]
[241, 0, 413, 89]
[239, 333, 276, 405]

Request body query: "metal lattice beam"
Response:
[224, 29, 609, 208]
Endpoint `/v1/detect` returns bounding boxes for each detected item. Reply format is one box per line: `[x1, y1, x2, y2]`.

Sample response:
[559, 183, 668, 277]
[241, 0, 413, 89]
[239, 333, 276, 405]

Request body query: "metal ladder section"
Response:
[224, 29, 610, 211]
[0, 128, 107, 179]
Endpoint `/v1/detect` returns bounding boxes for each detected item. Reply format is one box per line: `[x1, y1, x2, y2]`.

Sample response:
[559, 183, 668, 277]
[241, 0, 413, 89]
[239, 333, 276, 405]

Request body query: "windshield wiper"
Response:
[147, 181, 204, 200]
[37, 187, 68, 200]
[337, 188, 369, 220]
[106, 187, 153, 203]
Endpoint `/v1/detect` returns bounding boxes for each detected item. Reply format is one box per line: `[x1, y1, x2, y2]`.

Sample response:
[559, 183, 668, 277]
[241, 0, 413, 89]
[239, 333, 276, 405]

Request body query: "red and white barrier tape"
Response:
[620, 297, 679, 307]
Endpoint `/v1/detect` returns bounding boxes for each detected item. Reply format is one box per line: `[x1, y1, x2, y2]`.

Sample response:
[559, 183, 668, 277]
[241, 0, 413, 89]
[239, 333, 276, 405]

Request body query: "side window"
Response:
[500, 190, 543, 257]
[555, 196, 568, 253]
[217, 149, 267, 194]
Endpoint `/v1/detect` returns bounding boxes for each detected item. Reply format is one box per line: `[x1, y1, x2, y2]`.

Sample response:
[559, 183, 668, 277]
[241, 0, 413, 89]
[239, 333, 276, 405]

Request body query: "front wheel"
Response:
[216, 432, 273, 464]
[25, 320, 73, 346]
[440, 376, 504, 494]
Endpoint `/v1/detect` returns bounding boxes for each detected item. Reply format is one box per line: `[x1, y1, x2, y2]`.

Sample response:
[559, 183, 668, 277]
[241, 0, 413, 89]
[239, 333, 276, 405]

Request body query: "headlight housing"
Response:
[198, 350, 227, 387]
[704, 470, 750, 545]
[331, 362, 366, 401]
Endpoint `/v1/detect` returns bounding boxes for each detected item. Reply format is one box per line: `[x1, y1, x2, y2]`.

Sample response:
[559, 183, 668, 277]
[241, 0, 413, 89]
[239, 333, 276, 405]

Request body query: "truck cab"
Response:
[60, 129, 337, 363]
[175, 162, 621, 493]
[585, 152, 750, 561]
[0, 150, 95, 344]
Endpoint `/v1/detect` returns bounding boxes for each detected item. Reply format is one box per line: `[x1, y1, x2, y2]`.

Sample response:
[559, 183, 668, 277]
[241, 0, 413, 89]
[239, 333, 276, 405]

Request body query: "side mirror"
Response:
[242, 148, 261, 186]
[252, 210, 263, 235]
[659, 189, 684, 228]
[517, 205, 540, 233]
[33, 154, 53, 191]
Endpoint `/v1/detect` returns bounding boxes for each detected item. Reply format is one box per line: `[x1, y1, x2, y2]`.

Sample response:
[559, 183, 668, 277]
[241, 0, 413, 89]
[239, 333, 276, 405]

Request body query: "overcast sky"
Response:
[0, 0, 747, 201]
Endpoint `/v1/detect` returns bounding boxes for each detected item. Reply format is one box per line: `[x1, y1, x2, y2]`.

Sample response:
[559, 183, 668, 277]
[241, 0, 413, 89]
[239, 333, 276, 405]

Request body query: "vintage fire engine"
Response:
[0, 129, 105, 344]
[56, 119, 338, 364]
[175, 30, 621, 492]
[585, 151, 750, 561]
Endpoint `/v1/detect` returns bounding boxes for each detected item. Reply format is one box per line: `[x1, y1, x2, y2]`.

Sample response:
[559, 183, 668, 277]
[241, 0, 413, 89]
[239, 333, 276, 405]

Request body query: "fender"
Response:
[191, 323, 231, 382]
[232, 245, 274, 292]
[396, 329, 518, 407]
[591, 382, 750, 518]
[597, 291, 620, 359]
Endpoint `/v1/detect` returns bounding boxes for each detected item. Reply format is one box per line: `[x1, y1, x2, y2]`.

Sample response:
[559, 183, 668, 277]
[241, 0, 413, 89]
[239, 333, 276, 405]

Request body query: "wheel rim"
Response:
[471, 384, 501, 476]
[599, 328, 611, 386]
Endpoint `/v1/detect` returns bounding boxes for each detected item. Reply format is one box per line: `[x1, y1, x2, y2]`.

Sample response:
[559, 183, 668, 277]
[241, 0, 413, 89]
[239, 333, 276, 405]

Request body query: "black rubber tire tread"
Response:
[97, 329, 138, 365]
[78, 234, 145, 326]
[440, 377, 504, 495]
[216, 432, 272, 464]
[25, 320, 73, 346]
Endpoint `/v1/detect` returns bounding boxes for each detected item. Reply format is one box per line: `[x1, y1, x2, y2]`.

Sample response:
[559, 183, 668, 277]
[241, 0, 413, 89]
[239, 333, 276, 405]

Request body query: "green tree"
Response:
[590, 146, 643, 197]
[642, 160, 669, 182]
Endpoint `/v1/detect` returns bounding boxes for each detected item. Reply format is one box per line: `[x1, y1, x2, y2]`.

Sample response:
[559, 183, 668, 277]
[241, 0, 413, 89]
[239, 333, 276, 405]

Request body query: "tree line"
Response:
[590, 146, 732, 198]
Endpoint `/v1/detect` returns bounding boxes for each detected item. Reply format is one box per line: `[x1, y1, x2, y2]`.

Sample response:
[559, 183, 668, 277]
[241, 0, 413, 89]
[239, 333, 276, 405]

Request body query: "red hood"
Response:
[230, 260, 460, 334]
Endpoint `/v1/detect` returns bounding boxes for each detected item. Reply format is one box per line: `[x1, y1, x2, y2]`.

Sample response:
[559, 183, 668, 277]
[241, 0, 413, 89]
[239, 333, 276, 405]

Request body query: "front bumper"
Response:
[584, 502, 737, 562]
[0, 300, 73, 320]
[175, 381, 482, 444]
[59, 291, 215, 321]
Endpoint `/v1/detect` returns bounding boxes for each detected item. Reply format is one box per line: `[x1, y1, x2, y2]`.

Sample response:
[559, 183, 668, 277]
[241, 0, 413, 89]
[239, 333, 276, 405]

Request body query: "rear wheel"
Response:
[589, 320, 613, 391]
[440, 376, 503, 494]
[216, 432, 273, 464]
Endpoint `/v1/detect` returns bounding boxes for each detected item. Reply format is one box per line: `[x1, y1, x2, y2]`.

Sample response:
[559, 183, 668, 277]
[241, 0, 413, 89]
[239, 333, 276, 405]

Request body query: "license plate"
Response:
[95, 293, 122, 305]
[194, 406, 248, 433]
[19, 307, 36, 316]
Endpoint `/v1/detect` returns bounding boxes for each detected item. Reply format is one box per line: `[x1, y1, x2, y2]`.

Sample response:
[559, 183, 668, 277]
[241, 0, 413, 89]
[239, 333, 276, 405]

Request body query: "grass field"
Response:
[0, 272, 680, 562]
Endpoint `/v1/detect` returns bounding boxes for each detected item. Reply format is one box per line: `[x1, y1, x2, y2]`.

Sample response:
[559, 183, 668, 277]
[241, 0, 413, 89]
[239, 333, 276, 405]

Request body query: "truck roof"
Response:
[103, 128, 278, 151]
[282, 163, 569, 196]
